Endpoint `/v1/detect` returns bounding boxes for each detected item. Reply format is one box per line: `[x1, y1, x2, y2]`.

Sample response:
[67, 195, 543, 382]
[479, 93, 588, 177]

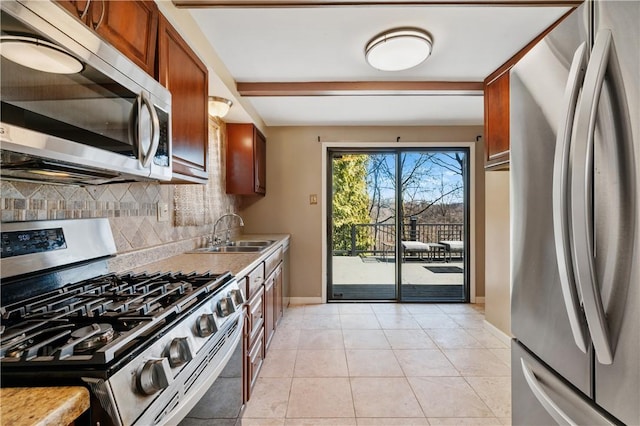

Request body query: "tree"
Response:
[332, 154, 373, 253]
[366, 152, 465, 239]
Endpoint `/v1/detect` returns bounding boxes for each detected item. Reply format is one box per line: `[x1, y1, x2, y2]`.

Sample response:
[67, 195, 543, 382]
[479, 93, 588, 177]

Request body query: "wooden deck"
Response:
[331, 255, 465, 301]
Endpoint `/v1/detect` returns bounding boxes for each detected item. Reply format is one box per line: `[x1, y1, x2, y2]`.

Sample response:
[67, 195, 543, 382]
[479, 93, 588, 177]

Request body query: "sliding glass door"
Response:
[398, 150, 468, 301]
[328, 151, 397, 300]
[327, 148, 469, 302]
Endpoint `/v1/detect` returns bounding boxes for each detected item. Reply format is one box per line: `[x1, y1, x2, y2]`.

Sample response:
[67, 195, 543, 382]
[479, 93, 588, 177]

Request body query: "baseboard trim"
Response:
[484, 319, 512, 347]
[289, 297, 323, 305]
[474, 296, 485, 304]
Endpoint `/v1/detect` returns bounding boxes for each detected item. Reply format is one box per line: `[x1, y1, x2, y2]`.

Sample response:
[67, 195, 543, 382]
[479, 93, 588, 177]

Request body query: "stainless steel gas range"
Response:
[0, 218, 245, 426]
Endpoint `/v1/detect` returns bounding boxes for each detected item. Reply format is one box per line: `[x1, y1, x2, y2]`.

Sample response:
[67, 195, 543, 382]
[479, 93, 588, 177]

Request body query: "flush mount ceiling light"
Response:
[0, 36, 83, 74]
[208, 96, 233, 118]
[365, 28, 433, 72]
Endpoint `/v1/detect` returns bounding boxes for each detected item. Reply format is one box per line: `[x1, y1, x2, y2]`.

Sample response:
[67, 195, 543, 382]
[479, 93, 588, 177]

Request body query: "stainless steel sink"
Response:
[189, 246, 264, 254]
[188, 239, 275, 254]
[234, 240, 275, 247]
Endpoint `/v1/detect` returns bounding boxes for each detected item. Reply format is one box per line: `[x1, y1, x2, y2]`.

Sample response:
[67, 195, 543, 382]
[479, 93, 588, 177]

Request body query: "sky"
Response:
[364, 151, 466, 204]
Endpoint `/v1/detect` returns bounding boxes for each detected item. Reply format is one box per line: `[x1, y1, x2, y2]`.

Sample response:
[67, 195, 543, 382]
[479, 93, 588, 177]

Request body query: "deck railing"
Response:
[333, 222, 464, 256]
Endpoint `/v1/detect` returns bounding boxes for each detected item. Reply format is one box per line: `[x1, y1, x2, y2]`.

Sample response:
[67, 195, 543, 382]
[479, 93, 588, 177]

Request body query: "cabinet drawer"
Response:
[246, 263, 265, 299]
[247, 333, 264, 397]
[248, 287, 264, 348]
[265, 246, 283, 278]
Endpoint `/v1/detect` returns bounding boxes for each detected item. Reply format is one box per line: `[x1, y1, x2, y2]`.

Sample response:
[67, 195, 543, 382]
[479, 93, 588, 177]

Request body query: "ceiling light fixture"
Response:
[208, 96, 233, 118]
[365, 28, 433, 72]
[0, 36, 83, 74]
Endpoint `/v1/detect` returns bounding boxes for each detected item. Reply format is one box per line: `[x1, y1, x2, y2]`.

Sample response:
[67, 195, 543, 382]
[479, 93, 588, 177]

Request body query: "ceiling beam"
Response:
[174, 0, 582, 8]
[237, 81, 484, 96]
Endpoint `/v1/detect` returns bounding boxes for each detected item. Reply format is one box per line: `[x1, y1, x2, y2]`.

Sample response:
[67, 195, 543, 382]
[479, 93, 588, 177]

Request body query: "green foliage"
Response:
[332, 155, 373, 253]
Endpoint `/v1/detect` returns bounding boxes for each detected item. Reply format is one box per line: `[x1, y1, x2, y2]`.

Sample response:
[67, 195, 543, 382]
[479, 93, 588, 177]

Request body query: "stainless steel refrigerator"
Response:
[510, 0, 639, 424]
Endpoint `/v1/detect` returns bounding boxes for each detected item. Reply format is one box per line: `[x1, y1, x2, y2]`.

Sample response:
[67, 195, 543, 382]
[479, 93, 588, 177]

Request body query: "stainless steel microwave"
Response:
[0, 0, 172, 185]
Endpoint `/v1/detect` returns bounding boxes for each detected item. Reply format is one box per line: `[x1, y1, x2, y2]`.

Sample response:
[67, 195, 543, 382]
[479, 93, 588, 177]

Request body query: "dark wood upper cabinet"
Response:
[55, 0, 158, 77]
[481, 9, 574, 170]
[226, 123, 266, 195]
[484, 71, 510, 170]
[157, 15, 209, 183]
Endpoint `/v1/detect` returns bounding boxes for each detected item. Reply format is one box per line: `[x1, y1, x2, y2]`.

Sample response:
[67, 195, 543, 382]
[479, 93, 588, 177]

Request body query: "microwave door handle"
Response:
[570, 29, 614, 365]
[139, 91, 160, 169]
[128, 93, 142, 163]
[552, 42, 589, 353]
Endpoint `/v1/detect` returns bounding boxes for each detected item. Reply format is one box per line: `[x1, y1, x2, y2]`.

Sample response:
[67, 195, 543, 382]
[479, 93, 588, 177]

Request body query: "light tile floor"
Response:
[242, 303, 511, 426]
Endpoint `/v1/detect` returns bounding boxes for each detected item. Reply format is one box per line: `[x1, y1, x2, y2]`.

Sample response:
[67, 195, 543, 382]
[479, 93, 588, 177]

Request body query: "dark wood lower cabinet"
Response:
[244, 277, 264, 402]
[243, 248, 285, 402]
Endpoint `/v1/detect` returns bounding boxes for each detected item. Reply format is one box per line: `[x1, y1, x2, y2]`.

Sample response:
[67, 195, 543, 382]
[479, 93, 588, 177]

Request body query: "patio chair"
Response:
[437, 230, 464, 262]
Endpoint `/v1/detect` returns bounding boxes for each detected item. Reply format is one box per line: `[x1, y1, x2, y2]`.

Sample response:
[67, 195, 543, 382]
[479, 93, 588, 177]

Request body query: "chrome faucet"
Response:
[212, 213, 245, 246]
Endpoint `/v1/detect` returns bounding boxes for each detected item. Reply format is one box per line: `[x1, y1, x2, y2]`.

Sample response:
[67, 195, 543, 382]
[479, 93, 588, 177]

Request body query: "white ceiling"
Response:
[186, 4, 571, 126]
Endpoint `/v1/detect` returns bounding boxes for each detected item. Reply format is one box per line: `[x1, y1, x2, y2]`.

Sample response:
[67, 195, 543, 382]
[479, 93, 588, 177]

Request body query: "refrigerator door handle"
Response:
[520, 358, 578, 426]
[570, 29, 614, 365]
[552, 42, 588, 353]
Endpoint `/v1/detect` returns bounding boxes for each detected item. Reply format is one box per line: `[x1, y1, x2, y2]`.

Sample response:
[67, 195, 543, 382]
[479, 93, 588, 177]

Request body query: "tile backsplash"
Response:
[0, 119, 239, 257]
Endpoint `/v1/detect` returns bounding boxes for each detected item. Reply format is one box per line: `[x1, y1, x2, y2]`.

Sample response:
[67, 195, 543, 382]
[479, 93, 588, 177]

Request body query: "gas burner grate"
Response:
[0, 270, 234, 365]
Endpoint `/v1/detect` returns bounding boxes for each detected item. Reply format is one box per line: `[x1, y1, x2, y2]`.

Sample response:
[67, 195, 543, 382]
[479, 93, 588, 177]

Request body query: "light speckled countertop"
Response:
[0, 386, 89, 426]
[132, 234, 290, 279]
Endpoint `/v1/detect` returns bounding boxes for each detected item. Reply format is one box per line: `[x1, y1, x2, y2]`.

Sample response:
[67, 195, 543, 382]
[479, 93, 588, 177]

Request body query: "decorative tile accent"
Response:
[1, 119, 240, 257]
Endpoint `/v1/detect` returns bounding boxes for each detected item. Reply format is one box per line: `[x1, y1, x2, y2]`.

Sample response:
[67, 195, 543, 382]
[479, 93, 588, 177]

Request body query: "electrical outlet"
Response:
[310, 194, 318, 205]
[157, 202, 169, 222]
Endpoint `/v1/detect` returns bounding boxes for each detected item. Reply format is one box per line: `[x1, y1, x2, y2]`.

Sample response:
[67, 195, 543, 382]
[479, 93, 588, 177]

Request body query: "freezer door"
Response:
[512, 342, 616, 426]
[510, 4, 591, 396]
[590, 2, 639, 424]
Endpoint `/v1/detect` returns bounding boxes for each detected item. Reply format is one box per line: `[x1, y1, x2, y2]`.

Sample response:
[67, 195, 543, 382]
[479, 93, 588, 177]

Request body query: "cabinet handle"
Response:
[551, 42, 588, 353]
[78, 0, 91, 20]
[92, 0, 105, 30]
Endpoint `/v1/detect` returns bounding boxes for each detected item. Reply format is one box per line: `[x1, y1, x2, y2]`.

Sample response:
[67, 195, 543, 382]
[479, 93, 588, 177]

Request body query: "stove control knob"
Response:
[217, 297, 235, 318]
[196, 313, 217, 337]
[137, 358, 173, 395]
[168, 337, 193, 367]
[229, 288, 245, 305]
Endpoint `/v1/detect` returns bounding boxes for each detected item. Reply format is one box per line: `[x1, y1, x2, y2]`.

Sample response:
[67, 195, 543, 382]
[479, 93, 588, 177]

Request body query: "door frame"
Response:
[321, 140, 479, 304]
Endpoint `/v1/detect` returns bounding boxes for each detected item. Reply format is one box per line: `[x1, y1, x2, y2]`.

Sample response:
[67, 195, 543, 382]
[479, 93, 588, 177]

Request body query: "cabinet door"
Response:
[254, 128, 266, 194]
[227, 123, 267, 195]
[55, 1, 158, 77]
[274, 264, 283, 325]
[92, 1, 158, 76]
[158, 15, 209, 183]
[247, 332, 264, 401]
[264, 272, 275, 352]
[484, 71, 510, 169]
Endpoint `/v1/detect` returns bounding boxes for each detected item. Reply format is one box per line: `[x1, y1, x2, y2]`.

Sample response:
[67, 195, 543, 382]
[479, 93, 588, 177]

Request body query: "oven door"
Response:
[129, 310, 245, 426]
[0, 0, 171, 184]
